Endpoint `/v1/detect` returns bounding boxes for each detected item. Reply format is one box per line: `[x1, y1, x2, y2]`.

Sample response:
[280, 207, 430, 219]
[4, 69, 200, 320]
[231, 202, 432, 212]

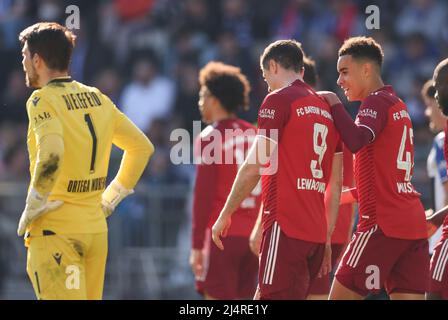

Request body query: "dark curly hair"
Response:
[199, 61, 251, 112]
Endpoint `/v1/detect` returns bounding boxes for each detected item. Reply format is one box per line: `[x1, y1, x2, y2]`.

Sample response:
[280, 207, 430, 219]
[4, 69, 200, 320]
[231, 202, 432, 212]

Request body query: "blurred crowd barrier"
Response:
[0, 181, 200, 299]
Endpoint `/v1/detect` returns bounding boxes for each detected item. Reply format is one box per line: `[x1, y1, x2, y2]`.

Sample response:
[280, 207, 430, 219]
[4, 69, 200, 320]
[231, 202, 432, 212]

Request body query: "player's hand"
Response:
[189, 249, 204, 280]
[425, 209, 438, 238]
[249, 222, 262, 257]
[101, 179, 134, 217]
[17, 188, 63, 236]
[211, 214, 231, 250]
[317, 91, 342, 107]
[340, 187, 358, 205]
[317, 242, 332, 278]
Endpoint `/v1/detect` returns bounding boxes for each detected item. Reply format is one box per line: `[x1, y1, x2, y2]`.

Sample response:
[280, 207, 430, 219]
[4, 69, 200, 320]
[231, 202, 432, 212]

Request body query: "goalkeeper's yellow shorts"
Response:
[26, 231, 108, 300]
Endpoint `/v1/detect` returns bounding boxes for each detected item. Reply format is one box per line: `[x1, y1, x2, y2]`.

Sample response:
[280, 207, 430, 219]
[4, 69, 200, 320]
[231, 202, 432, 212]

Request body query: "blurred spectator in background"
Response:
[172, 0, 219, 42]
[1, 69, 29, 123]
[201, 30, 254, 82]
[0, 0, 30, 50]
[220, 0, 252, 48]
[389, 33, 438, 95]
[93, 68, 122, 105]
[395, 0, 447, 44]
[421, 80, 447, 255]
[173, 59, 200, 134]
[120, 52, 175, 132]
[274, 0, 315, 41]
[1, 139, 27, 181]
[0, 0, 448, 299]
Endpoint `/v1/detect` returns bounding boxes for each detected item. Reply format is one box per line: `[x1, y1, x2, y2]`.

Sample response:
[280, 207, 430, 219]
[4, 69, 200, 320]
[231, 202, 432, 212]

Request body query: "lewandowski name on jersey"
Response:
[294, 105, 332, 194]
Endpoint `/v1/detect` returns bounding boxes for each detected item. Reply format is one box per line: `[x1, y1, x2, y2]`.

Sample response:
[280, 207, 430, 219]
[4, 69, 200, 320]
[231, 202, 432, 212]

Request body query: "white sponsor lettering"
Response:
[259, 108, 276, 119]
[358, 108, 377, 119]
[296, 106, 333, 121]
[297, 178, 326, 193]
[392, 110, 411, 121]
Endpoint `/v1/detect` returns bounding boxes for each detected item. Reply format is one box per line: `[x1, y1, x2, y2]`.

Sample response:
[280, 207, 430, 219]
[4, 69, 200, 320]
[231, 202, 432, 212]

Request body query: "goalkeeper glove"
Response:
[101, 179, 134, 218]
[17, 188, 63, 236]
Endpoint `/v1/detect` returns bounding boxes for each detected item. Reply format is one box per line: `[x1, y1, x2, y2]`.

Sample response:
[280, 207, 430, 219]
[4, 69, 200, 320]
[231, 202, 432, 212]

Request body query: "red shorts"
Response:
[195, 231, 258, 299]
[335, 225, 429, 297]
[429, 237, 448, 299]
[308, 243, 346, 295]
[258, 222, 325, 300]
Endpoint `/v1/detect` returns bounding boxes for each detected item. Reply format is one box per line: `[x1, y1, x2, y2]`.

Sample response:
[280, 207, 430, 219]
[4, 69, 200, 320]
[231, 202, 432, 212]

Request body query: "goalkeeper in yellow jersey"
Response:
[17, 22, 154, 300]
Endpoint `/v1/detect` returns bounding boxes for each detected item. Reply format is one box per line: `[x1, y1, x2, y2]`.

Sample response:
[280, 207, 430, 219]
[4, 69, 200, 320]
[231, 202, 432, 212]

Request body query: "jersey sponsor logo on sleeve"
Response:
[358, 108, 377, 119]
[33, 111, 52, 125]
[32, 96, 41, 107]
[259, 108, 276, 119]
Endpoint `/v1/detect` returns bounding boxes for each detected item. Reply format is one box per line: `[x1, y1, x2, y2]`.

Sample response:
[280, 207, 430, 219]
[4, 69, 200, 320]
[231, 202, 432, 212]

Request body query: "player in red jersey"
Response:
[302, 56, 356, 300]
[308, 145, 355, 299]
[246, 55, 355, 300]
[248, 56, 328, 258]
[212, 40, 343, 300]
[319, 36, 429, 300]
[426, 58, 448, 300]
[190, 62, 260, 300]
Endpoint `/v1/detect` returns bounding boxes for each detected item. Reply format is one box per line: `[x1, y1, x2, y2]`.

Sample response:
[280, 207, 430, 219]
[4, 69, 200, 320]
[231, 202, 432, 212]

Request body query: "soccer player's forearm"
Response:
[325, 153, 343, 242]
[332, 103, 372, 153]
[427, 204, 448, 227]
[254, 203, 263, 230]
[221, 163, 261, 217]
[115, 136, 154, 189]
[31, 134, 64, 195]
[192, 165, 218, 249]
[112, 111, 155, 189]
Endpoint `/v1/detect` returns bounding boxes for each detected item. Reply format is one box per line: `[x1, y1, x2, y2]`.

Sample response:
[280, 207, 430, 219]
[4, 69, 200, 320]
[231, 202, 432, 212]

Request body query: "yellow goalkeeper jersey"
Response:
[26, 77, 152, 236]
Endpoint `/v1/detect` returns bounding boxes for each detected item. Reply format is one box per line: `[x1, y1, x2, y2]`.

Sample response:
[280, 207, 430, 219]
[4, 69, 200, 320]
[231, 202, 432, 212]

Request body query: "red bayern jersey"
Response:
[257, 79, 342, 243]
[330, 145, 355, 244]
[192, 118, 261, 249]
[442, 124, 448, 239]
[354, 85, 427, 240]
